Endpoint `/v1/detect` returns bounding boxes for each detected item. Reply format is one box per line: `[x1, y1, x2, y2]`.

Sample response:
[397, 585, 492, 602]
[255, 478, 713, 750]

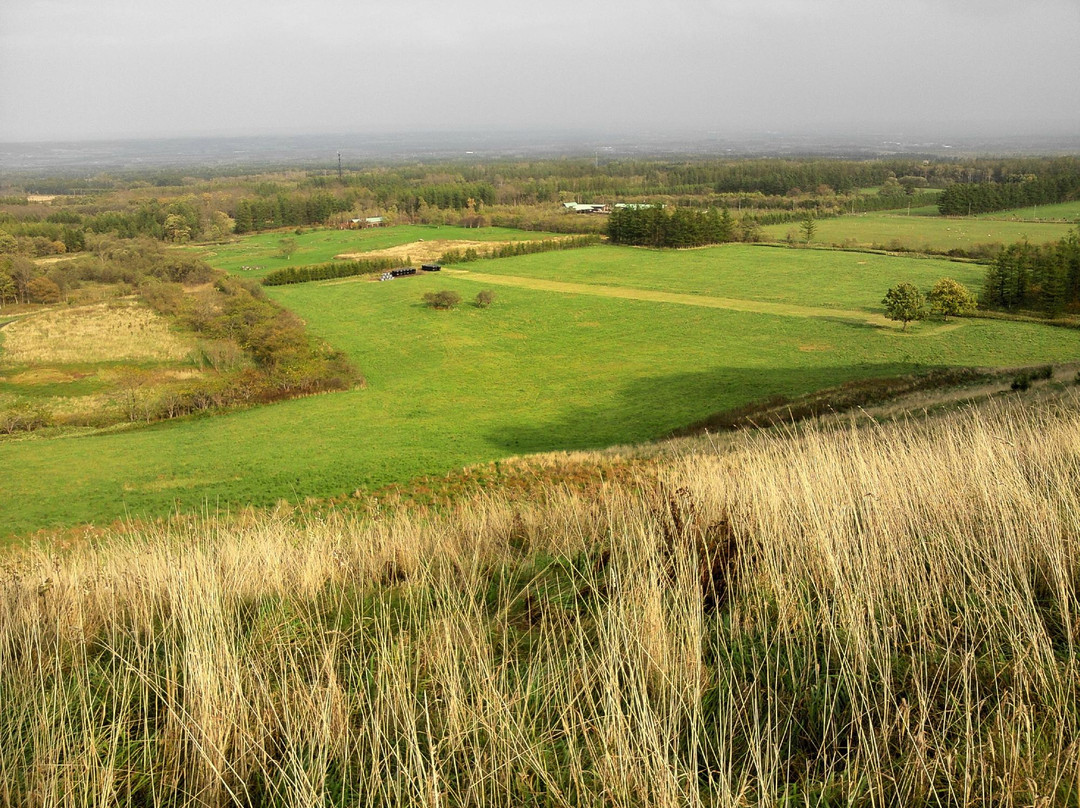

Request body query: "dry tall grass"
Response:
[3, 396, 1079, 806]
[0, 300, 192, 365]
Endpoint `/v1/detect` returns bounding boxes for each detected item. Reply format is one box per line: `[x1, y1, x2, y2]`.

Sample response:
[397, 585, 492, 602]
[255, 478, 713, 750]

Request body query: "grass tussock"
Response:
[3, 397, 1080, 806]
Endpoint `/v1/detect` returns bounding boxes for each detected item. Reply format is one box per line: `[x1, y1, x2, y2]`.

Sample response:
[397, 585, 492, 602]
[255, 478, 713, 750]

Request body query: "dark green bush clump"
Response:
[423, 290, 461, 310]
[262, 257, 399, 286]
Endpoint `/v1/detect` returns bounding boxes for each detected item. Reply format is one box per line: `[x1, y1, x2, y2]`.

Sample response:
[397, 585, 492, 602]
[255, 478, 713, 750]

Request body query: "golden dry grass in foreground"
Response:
[0, 300, 193, 365]
[2, 397, 1079, 806]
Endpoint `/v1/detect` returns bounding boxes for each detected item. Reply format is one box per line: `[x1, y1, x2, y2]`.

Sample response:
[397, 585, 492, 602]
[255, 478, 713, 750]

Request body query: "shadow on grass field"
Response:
[484, 362, 946, 452]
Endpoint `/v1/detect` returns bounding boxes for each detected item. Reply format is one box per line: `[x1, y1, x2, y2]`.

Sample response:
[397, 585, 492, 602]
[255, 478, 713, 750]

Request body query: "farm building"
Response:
[562, 202, 610, 214]
[348, 216, 386, 229]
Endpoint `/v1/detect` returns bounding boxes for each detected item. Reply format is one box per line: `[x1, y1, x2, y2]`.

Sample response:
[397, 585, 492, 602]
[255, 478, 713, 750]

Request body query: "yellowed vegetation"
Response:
[0, 300, 193, 365]
[336, 239, 515, 264]
[3, 396, 1080, 804]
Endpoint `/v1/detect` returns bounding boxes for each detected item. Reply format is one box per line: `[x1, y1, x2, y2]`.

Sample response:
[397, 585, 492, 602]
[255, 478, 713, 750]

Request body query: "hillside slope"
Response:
[3, 395, 1080, 805]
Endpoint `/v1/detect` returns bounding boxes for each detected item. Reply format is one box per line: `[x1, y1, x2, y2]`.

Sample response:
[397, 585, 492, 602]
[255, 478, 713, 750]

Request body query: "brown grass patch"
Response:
[4, 368, 91, 385]
[0, 301, 193, 365]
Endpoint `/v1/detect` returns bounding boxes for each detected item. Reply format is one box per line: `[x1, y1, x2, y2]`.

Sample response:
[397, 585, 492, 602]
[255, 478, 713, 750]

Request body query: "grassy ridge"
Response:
[4, 396, 1079, 804]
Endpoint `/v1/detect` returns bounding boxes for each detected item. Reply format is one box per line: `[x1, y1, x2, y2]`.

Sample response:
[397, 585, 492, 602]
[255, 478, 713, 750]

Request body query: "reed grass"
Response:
[3, 396, 1079, 806]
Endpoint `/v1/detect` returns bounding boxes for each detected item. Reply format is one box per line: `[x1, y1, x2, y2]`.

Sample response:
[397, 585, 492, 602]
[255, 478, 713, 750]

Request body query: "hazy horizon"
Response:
[2, 0, 1078, 146]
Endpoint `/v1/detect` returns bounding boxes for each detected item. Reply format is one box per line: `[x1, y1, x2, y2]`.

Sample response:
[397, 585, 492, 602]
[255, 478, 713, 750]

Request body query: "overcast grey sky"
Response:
[2, 0, 1078, 142]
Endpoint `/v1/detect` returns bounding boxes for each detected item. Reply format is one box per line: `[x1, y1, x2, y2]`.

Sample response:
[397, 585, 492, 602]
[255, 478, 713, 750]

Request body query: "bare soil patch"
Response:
[335, 240, 502, 265]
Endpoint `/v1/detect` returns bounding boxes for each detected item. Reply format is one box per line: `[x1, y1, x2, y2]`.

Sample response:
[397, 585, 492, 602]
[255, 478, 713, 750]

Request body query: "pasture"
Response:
[3, 242, 1080, 536]
[762, 211, 1076, 251]
[458, 244, 984, 312]
[188, 225, 561, 279]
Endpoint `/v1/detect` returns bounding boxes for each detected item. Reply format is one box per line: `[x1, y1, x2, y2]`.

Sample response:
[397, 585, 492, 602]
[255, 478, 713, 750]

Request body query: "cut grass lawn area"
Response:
[457, 244, 984, 312]
[186, 225, 563, 279]
[975, 200, 1080, 222]
[3, 260, 1080, 537]
[762, 212, 1075, 252]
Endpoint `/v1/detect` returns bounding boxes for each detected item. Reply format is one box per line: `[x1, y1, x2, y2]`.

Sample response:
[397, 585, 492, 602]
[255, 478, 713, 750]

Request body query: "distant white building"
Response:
[349, 216, 385, 228]
[562, 202, 610, 214]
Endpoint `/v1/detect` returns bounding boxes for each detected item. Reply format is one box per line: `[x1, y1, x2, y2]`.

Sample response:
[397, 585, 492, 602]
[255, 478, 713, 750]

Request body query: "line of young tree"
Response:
[261, 257, 401, 286]
[607, 206, 755, 247]
[233, 193, 355, 234]
[438, 235, 600, 265]
[980, 229, 1080, 317]
[938, 174, 1080, 216]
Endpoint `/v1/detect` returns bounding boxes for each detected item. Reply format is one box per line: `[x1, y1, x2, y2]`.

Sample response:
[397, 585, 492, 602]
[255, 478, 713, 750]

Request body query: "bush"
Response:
[474, 290, 495, 308]
[27, 276, 61, 304]
[1011, 374, 1030, 391]
[423, 290, 461, 310]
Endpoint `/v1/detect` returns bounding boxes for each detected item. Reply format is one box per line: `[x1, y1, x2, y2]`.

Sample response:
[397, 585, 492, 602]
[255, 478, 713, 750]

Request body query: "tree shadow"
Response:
[483, 361, 948, 454]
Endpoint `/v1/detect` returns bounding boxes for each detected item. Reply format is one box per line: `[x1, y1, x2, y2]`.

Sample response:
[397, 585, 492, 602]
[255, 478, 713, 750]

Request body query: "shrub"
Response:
[1011, 374, 1030, 391]
[423, 290, 461, 310]
[927, 278, 976, 321]
[474, 290, 495, 308]
[27, 276, 61, 304]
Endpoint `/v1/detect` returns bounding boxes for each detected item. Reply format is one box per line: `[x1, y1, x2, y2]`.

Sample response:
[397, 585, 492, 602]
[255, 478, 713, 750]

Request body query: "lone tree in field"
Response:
[474, 289, 495, 308]
[927, 277, 977, 321]
[277, 237, 298, 260]
[799, 211, 817, 244]
[882, 282, 926, 331]
[423, 290, 461, 310]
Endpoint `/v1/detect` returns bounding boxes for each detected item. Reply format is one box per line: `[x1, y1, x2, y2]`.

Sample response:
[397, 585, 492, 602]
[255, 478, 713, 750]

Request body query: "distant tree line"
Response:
[981, 229, 1080, 317]
[233, 193, 354, 234]
[938, 174, 1080, 216]
[607, 206, 751, 247]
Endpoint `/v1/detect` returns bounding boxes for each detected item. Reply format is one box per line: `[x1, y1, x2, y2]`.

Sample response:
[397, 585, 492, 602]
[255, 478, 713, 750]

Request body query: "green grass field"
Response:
[975, 200, 1080, 222]
[186, 225, 561, 279]
[763, 212, 1075, 251]
[458, 244, 983, 312]
[3, 242, 1080, 537]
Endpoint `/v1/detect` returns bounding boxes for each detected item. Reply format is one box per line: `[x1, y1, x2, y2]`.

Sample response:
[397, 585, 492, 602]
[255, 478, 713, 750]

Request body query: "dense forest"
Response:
[607, 205, 746, 247]
[938, 160, 1080, 215]
[980, 229, 1080, 316]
